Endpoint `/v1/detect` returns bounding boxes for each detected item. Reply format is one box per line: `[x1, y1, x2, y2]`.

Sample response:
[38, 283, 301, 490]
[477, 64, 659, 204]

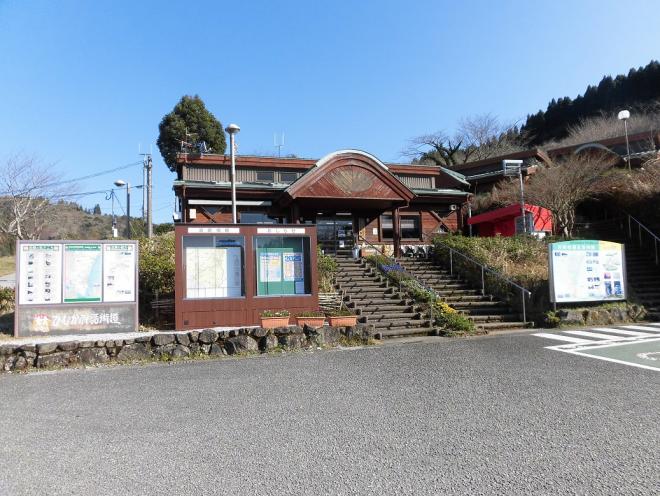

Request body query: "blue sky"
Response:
[1, 0, 658, 223]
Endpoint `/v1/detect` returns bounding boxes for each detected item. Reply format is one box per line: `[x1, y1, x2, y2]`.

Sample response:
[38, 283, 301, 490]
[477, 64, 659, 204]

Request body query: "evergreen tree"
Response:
[157, 95, 226, 172]
[93, 204, 101, 215]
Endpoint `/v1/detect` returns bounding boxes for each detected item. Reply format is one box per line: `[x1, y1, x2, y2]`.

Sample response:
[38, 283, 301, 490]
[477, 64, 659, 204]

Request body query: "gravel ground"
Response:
[0, 332, 658, 495]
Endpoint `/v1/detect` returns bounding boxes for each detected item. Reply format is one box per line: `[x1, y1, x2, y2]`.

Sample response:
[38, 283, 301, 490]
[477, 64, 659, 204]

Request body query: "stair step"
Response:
[363, 312, 421, 320]
[375, 327, 435, 339]
[370, 320, 431, 329]
[476, 321, 530, 330]
[467, 313, 521, 322]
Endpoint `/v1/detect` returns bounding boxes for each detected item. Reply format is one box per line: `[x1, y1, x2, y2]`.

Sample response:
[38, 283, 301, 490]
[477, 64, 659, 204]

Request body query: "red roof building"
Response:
[468, 204, 553, 237]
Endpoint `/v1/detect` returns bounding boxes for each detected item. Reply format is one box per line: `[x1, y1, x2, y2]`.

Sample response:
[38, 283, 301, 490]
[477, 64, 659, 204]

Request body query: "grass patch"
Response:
[0, 256, 14, 277]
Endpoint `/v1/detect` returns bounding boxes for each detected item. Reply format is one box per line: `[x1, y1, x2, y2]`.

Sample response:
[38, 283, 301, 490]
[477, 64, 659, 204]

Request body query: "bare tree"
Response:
[546, 102, 660, 148]
[0, 155, 65, 240]
[404, 113, 525, 167]
[489, 153, 619, 237]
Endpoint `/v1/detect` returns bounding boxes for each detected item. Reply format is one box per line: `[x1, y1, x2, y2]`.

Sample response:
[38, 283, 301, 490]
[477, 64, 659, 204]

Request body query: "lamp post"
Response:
[502, 160, 526, 234]
[114, 180, 131, 238]
[225, 123, 241, 224]
[617, 109, 632, 170]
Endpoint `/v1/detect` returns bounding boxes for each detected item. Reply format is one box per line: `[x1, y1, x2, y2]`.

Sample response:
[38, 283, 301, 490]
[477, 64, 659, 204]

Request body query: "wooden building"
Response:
[174, 149, 471, 256]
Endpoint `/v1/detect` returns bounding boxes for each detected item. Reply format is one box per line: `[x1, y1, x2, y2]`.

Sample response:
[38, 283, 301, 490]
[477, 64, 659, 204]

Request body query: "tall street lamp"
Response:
[617, 109, 632, 170]
[225, 123, 240, 224]
[114, 179, 131, 238]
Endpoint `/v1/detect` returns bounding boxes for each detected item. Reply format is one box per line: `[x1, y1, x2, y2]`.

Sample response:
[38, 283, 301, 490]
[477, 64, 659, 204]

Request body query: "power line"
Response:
[0, 160, 143, 196]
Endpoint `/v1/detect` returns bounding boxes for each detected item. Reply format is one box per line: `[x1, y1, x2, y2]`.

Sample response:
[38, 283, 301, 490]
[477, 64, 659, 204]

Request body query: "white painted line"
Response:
[647, 323, 660, 327]
[563, 330, 627, 341]
[590, 327, 654, 337]
[620, 325, 660, 332]
[533, 333, 594, 344]
[561, 349, 660, 372]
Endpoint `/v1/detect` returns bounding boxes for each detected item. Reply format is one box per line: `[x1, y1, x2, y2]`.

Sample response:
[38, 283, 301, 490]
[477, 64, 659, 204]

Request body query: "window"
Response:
[183, 236, 245, 299]
[256, 171, 275, 183]
[380, 215, 393, 240]
[401, 215, 421, 239]
[254, 236, 312, 296]
[240, 212, 279, 224]
[279, 171, 298, 183]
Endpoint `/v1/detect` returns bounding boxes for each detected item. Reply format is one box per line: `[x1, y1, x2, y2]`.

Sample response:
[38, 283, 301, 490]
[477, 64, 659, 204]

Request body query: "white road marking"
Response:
[590, 327, 654, 337]
[620, 325, 660, 332]
[532, 333, 593, 344]
[563, 330, 627, 341]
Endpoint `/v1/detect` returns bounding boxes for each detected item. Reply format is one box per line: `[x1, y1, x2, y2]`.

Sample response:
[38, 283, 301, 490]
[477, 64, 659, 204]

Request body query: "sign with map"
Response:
[14, 240, 139, 337]
[185, 245, 242, 298]
[103, 244, 136, 302]
[549, 240, 627, 303]
[63, 244, 103, 303]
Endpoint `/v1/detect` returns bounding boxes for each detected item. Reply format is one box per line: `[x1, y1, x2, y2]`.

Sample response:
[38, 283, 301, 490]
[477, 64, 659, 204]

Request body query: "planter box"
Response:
[327, 316, 357, 327]
[260, 316, 290, 329]
[295, 317, 326, 328]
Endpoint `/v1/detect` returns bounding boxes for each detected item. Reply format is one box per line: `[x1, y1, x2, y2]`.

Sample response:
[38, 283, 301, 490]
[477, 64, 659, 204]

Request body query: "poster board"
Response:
[256, 248, 305, 296]
[549, 240, 627, 303]
[15, 240, 138, 337]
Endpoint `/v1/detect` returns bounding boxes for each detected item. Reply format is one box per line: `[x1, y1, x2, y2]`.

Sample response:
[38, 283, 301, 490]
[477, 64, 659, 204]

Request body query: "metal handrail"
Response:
[355, 236, 440, 325]
[626, 215, 660, 265]
[433, 238, 531, 323]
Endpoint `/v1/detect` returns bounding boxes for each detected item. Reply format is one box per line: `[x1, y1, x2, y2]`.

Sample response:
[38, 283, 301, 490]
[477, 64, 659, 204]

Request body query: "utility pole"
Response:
[140, 152, 154, 237]
[147, 154, 153, 238]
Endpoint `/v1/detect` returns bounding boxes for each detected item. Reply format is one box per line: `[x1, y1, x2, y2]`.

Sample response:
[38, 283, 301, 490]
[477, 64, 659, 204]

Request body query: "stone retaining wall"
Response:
[0, 324, 374, 373]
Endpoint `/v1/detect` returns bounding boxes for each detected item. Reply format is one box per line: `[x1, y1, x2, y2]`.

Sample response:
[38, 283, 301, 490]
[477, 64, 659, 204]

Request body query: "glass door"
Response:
[317, 216, 354, 255]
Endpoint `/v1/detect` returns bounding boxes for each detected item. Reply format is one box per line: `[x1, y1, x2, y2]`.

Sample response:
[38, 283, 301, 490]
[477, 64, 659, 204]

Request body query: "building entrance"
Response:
[317, 215, 354, 255]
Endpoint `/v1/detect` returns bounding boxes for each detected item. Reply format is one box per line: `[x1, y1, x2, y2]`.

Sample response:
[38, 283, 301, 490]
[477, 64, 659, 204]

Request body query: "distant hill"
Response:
[0, 200, 171, 256]
[522, 60, 660, 145]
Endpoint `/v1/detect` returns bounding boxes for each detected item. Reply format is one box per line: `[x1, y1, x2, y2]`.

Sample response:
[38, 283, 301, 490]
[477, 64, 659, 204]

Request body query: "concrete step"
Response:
[467, 313, 521, 323]
[370, 319, 431, 330]
[374, 327, 435, 339]
[476, 321, 530, 330]
[363, 312, 421, 321]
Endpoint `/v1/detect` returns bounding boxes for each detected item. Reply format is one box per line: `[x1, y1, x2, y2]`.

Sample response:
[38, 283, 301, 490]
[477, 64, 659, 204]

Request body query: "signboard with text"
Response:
[549, 240, 627, 303]
[15, 240, 138, 337]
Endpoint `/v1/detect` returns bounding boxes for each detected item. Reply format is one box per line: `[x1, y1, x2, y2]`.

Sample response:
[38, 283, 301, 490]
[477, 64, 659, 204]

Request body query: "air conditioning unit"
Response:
[449, 204, 458, 211]
[172, 211, 182, 222]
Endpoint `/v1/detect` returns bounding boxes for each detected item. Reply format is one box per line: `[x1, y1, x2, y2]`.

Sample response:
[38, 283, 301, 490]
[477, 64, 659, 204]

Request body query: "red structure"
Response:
[468, 204, 553, 237]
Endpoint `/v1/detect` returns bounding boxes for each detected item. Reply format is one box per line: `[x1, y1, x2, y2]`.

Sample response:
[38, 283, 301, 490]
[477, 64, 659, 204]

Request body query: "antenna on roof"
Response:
[274, 132, 285, 157]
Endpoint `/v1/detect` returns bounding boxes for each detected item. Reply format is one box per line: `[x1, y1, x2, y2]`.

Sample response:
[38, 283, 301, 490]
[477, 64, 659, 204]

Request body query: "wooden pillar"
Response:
[393, 207, 401, 258]
[291, 203, 301, 224]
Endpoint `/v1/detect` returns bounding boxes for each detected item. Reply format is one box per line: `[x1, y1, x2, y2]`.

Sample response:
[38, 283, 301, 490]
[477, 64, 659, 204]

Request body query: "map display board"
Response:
[64, 244, 103, 303]
[549, 240, 626, 303]
[103, 244, 136, 302]
[18, 243, 63, 305]
[185, 245, 242, 298]
[15, 240, 139, 337]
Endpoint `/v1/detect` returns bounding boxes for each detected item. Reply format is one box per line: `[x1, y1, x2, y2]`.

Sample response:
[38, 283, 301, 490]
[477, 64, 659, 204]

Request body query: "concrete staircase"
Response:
[398, 258, 528, 331]
[593, 223, 660, 320]
[333, 257, 435, 339]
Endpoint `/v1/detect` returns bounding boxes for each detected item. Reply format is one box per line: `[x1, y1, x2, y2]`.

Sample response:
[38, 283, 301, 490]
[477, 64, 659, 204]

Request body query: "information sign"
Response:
[15, 240, 139, 337]
[549, 240, 626, 303]
[103, 244, 136, 302]
[63, 244, 103, 303]
[18, 243, 62, 305]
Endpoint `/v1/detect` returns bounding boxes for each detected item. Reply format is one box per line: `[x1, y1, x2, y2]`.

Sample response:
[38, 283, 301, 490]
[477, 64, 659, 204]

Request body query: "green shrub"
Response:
[317, 247, 338, 293]
[0, 287, 15, 313]
[261, 309, 290, 317]
[296, 310, 325, 317]
[325, 308, 356, 317]
[138, 232, 175, 296]
[432, 300, 475, 335]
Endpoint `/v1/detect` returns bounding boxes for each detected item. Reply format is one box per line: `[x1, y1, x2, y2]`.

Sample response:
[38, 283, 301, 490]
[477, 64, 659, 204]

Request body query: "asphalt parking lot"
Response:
[1, 331, 658, 495]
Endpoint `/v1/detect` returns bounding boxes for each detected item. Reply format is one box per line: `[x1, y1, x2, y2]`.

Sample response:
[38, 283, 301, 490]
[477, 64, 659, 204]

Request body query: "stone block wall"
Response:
[0, 324, 374, 373]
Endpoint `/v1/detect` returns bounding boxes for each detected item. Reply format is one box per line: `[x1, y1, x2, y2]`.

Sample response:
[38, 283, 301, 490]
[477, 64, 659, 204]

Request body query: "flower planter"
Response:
[327, 315, 357, 327]
[260, 316, 290, 329]
[295, 317, 326, 328]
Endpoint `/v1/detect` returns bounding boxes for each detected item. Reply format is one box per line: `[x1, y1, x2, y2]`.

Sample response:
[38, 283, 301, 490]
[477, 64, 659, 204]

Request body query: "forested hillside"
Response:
[522, 60, 660, 145]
